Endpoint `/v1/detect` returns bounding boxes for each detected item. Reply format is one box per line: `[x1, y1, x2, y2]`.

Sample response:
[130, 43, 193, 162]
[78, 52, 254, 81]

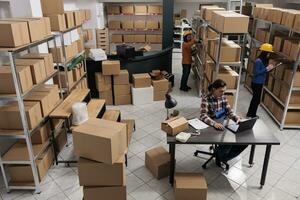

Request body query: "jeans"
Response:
[247, 82, 263, 117]
[180, 64, 191, 89]
[216, 145, 248, 162]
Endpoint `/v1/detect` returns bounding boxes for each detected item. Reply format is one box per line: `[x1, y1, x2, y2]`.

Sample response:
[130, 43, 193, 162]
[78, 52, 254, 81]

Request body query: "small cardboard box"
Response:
[100, 90, 113, 105]
[0, 21, 30, 47]
[212, 11, 249, 33]
[8, 146, 54, 183]
[102, 60, 121, 75]
[293, 13, 300, 32]
[280, 83, 300, 104]
[122, 20, 134, 29]
[25, 91, 53, 117]
[72, 67, 81, 81]
[273, 36, 285, 52]
[78, 156, 125, 186]
[152, 78, 169, 91]
[285, 111, 300, 124]
[225, 93, 235, 107]
[161, 116, 188, 136]
[114, 70, 129, 85]
[175, 173, 207, 200]
[256, 28, 270, 43]
[145, 146, 170, 179]
[267, 75, 274, 91]
[107, 5, 120, 15]
[49, 47, 64, 63]
[132, 73, 151, 88]
[211, 40, 241, 63]
[134, 20, 146, 29]
[0, 66, 33, 94]
[146, 35, 157, 43]
[114, 84, 131, 96]
[201, 6, 225, 21]
[108, 21, 121, 29]
[0, 101, 42, 130]
[131, 86, 153, 105]
[53, 70, 73, 88]
[135, 5, 147, 14]
[111, 34, 123, 43]
[121, 5, 134, 14]
[85, 9, 92, 21]
[123, 35, 135, 43]
[146, 21, 159, 29]
[273, 79, 281, 97]
[281, 10, 300, 29]
[120, 119, 135, 146]
[284, 69, 300, 87]
[148, 5, 162, 14]
[65, 11, 75, 28]
[34, 84, 60, 109]
[40, 0, 64, 15]
[74, 10, 84, 26]
[215, 66, 239, 89]
[55, 129, 67, 153]
[290, 41, 300, 61]
[267, 8, 284, 24]
[134, 34, 145, 43]
[95, 72, 112, 92]
[154, 90, 167, 101]
[15, 59, 47, 84]
[114, 94, 132, 105]
[20, 53, 55, 76]
[83, 186, 126, 200]
[46, 14, 66, 31]
[282, 39, 292, 56]
[73, 118, 127, 164]
[31, 121, 51, 144]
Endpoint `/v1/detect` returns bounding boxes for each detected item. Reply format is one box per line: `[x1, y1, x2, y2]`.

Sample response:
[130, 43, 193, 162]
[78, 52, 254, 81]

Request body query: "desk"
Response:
[167, 120, 280, 188]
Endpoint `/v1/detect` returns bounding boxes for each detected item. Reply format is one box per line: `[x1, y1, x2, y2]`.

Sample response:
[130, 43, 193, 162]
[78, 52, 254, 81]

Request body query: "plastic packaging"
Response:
[72, 102, 89, 125]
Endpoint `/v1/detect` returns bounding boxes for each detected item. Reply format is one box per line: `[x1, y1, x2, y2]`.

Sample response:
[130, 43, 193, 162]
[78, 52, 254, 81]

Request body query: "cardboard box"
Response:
[280, 83, 300, 104]
[0, 101, 42, 130]
[73, 118, 127, 164]
[290, 41, 300, 61]
[201, 6, 225, 21]
[102, 60, 120, 75]
[115, 94, 132, 105]
[148, 5, 162, 14]
[273, 79, 281, 97]
[146, 21, 159, 29]
[8, 146, 54, 183]
[131, 86, 154, 105]
[85, 9, 92, 21]
[46, 14, 66, 31]
[100, 90, 113, 105]
[120, 119, 135, 146]
[152, 78, 169, 91]
[20, 53, 55, 76]
[83, 186, 126, 200]
[175, 173, 207, 200]
[30, 121, 51, 144]
[211, 39, 241, 63]
[72, 67, 81, 81]
[146, 35, 157, 43]
[73, 10, 84, 26]
[267, 8, 284, 24]
[102, 110, 121, 122]
[135, 5, 147, 14]
[215, 66, 239, 89]
[40, 0, 64, 15]
[145, 146, 170, 179]
[111, 34, 123, 43]
[161, 116, 188, 136]
[132, 73, 151, 88]
[49, 47, 63, 63]
[34, 84, 60, 107]
[267, 75, 274, 91]
[281, 10, 300, 28]
[134, 34, 145, 43]
[114, 84, 131, 96]
[273, 36, 285, 52]
[113, 70, 129, 85]
[256, 28, 270, 43]
[65, 11, 75, 28]
[108, 21, 121, 29]
[15, 59, 47, 84]
[247, 61, 254, 74]
[154, 90, 167, 101]
[78, 156, 125, 186]
[275, 64, 285, 80]
[0, 66, 33, 94]
[25, 91, 52, 117]
[285, 111, 300, 124]
[0, 21, 30, 47]
[123, 35, 134, 43]
[107, 5, 120, 15]
[282, 39, 292, 56]
[294, 14, 300, 32]
[284, 69, 300, 87]
[253, 4, 273, 18]
[53, 70, 73, 88]
[95, 72, 111, 92]
[225, 93, 235, 107]
[134, 20, 146, 29]
[121, 5, 134, 14]
[122, 20, 134, 29]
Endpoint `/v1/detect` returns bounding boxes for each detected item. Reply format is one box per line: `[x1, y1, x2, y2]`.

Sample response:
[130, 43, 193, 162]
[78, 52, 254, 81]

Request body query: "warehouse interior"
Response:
[0, 0, 300, 199]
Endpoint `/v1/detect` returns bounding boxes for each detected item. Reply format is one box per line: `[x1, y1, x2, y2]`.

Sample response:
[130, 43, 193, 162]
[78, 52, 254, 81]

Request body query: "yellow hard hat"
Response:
[183, 30, 192, 37]
[260, 43, 274, 53]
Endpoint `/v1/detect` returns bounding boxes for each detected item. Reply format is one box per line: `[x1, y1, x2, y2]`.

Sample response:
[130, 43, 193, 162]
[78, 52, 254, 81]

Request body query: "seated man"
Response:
[200, 79, 248, 166]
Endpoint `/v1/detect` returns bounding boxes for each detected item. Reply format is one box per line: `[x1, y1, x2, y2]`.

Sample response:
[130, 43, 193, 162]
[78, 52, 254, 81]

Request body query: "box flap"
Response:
[175, 173, 207, 189]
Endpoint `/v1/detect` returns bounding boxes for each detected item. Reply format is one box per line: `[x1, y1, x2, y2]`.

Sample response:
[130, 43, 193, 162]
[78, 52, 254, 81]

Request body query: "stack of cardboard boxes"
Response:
[151, 71, 169, 101]
[208, 39, 241, 63]
[113, 70, 132, 105]
[107, 4, 162, 15]
[74, 118, 127, 200]
[96, 28, 109, 53]
[132, 73, 153, 105]
[95, 72, 113, 105]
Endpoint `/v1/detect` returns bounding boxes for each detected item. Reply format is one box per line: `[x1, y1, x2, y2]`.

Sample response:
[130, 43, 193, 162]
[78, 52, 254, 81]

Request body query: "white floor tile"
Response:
[127, 156, 145, 172]
[147, 177, 171, 195]
[275, 177, 300, 197]
[126, 174, 144, 193]
[133, 166, 154, 183]
[64, 185, 83, 200]
[54, 171, 79, 191]
[230, 186, 262, 200]
[263, 187, 298, 200]
[130, 184, 160, 200]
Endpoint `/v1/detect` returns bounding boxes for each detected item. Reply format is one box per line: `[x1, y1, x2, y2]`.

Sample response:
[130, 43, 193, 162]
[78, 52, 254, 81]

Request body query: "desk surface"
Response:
[167, 120, 280, 145]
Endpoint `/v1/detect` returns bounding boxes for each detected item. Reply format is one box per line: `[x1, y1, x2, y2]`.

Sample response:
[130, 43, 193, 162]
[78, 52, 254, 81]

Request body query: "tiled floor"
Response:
[1, 53, 300, 200]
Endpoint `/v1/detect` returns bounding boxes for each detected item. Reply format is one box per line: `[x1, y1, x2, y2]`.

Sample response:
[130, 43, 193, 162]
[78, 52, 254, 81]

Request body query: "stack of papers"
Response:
[89, 49, 107, 61]
[188, 118, 209, 130]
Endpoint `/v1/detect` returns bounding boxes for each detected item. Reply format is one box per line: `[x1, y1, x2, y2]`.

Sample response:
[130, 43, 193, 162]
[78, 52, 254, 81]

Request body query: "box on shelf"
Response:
[122, 20, 134, 29]
[274, 64, 286, 80]
[225, 93, 235, 107]
[73, 118, 127, 164]
[131, 86, 153, 105]
[146, 21, 159, 29]
[290, 41, 300, 61]
[53, 70, 73, 88]
[114, 70, 129, 85]
[21, 120, 51, 144]
[134, 34, 145, 43]
[15, 59, 47, 84]
[111, 34, 123, 43]
[0, 66, 33, 94]
[65, 11, 75, 28]
[256, 28, 270, 43]
[54, 128, 67, 153]
[282, 39, 292, 56]
[107, 5, 120, 15]
[100, 90, 113, 105]
[161, 116, 188, 136]
[294, 14, 300, 32]
[121, 5, 134, 14]
[114, 84, 131, 96]
[281, 10, 300, 28]
[267, 75, 275, 91]
[273, 79, 281, 97]
[280, 83, 300, 104]
[115, 94, 132, 105]
[0, 21, 30, 47]
[74, 10, 84, 26]
[273, 35, 285, 52]
[20, 53, 55, 76]
[132, 73, 151, 88]
[85, 9, 92, 21]
[283, 69, 300, 87]
[134, 20, 146, 29]
[210, 39, 241, 63]
[134, 5, 147, 14]
[72, 67, 81, 82]
[83, 186, 126, 200]
[108, 21, 121, 29]
[253, 4, 273, 19]
[216, 66, 239, 89]
[40, 0, 64, 15]
[46, 14, 66, 31]
[0, 101, 42, 130]
[200, 6, 225, 21]
[34, 84, 60, 108]
[102, 60, 120, 75]
[78, 156, 125, 186]
[148, 5, 162, 14]
[146, 35, 157, 43]
[267, 8, 284, 24]
[145, 146, 170, 179]
[8, 146, 54, 183]
[123, 35, 134, 43]
[174, 173, 207, 200]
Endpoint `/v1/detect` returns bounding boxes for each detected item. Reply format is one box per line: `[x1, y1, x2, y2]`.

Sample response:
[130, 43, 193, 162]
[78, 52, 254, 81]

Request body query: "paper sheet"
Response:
[188, 118, 209, 130]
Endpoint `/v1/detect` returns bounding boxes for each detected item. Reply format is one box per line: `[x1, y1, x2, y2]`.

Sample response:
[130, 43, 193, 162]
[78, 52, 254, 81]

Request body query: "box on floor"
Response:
[83, 186, 126, 200]
[120, 119, 135, 146]
[99, 90, 113, 105]
[132, 73, 151, 88]
[102, 60, 121, 75]
[95, 72, 112, 92]
[131, 86, 154, 105]
[145, 146, 170, 179]
[114, 70, 129, 85]
[115, 94, 132, 105]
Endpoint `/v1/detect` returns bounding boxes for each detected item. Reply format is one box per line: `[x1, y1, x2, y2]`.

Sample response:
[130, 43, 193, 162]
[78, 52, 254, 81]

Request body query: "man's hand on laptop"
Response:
[236, 117, 241, 124]
[214, 122, 225, 130]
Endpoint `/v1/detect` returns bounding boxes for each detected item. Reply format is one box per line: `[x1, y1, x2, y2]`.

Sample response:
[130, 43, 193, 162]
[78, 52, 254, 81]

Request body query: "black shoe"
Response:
[187, 86, 192, 90]
[246, 115, 259, 119]
[180, 87, 189, 92]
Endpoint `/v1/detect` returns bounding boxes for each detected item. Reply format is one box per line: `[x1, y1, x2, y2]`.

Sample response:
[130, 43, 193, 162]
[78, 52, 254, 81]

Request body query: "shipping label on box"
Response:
[161, 116, 188, 136]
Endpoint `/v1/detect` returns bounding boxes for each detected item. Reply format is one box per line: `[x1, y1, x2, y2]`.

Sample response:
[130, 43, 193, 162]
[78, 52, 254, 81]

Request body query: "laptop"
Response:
[226, 117, 258, 133]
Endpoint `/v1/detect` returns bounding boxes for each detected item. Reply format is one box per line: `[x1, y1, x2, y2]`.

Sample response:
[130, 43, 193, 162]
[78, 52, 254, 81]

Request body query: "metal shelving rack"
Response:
[245, 17, 300, 130]
[0, 36, 63, 193]
[173, 18, 192, 53]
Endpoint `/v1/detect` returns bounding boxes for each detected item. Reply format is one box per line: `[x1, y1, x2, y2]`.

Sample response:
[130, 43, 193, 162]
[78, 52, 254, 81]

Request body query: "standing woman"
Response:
[247, 43, 274, 118]
[180, 30, 196, 92]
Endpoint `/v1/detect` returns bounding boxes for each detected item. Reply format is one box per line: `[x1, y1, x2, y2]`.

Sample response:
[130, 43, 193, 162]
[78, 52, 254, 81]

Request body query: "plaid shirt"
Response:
[200, 93, 238, 126]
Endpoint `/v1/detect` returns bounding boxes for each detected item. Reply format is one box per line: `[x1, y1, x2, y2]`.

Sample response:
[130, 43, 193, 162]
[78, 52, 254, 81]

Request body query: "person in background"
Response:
[180, 30, 196, 92]
[200, 79, 247, 167]
[247, 43, 275, 118]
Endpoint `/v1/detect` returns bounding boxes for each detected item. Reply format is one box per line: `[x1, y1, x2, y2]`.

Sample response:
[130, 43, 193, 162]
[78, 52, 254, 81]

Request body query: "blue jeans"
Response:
[180, 64, 191, 89]
[216, 145, 248, 162]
